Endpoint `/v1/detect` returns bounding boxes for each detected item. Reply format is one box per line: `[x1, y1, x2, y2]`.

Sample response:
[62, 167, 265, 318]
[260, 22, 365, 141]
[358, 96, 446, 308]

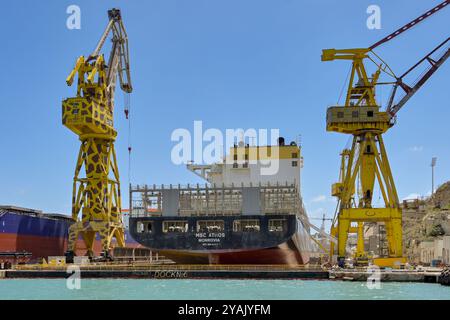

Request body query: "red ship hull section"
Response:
[0, 233, 141, 262]
[160, 240, 308, 265]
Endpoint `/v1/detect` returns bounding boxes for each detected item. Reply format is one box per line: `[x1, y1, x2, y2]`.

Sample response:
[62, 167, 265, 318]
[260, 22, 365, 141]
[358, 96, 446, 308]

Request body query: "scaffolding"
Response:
[130, 183, 301, 217]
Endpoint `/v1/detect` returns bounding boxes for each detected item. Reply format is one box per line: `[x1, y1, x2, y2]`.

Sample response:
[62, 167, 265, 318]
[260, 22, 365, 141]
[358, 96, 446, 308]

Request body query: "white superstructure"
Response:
[187, 137, 303, 188]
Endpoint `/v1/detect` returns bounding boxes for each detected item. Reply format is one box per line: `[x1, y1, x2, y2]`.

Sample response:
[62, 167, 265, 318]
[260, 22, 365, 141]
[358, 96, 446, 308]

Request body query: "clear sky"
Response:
[1, 0, 449, 232]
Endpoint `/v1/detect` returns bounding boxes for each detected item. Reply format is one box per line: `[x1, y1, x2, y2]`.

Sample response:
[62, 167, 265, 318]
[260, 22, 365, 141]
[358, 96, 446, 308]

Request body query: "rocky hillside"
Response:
[433, 181, 450, 209]
[403, 180, 450, 262]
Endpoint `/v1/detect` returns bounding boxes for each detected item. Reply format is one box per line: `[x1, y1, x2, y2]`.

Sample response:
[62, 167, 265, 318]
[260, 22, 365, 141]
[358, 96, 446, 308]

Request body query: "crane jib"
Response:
[369, 0, 449, 50]
[387, 38, 450, 118]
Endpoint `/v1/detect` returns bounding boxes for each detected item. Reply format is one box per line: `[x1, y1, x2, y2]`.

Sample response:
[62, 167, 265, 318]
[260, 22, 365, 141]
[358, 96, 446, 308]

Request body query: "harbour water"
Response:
[0, 279, 448, 300]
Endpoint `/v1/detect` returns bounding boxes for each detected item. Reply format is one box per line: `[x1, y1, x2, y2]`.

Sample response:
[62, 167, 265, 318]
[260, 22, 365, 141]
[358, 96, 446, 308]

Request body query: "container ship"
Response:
[0, 206, 140, 263]
[129, 137, 318, 265]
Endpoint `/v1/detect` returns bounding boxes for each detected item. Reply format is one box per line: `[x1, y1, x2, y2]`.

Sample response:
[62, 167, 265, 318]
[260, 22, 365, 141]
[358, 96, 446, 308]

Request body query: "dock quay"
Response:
[4, 264, 328, 280]
[329, 268, 443, 283]
[1, 264, 447, 283]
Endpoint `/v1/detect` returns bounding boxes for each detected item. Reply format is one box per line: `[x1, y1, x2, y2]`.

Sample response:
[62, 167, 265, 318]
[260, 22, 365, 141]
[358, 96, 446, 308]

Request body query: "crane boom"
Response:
[387, 37, 450, 117]
[89, 9, 132, 112]
[369, 0, 449, 50]
[323, 0, 449, 62]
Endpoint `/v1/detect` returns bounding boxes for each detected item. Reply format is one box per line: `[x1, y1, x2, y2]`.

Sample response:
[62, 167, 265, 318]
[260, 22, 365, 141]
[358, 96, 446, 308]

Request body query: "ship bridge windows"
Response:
[269, 219, 287, 232]
[196, 220, 224, 233]
[233, 219, 260, 232]
[163, 221, 188, 233]
[136, 221, 153, 233]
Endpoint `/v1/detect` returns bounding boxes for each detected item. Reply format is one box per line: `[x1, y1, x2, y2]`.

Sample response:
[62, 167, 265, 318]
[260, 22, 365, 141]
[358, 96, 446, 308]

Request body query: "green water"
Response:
[0, 279, 449, 300]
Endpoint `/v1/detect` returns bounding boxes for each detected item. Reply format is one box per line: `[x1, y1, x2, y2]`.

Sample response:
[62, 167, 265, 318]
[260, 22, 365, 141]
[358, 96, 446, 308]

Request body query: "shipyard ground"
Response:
[0, 263, 446, 284]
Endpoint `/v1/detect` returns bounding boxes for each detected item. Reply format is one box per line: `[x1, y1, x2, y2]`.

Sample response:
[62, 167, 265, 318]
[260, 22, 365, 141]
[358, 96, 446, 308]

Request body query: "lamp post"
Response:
[431, 157, 437, 198]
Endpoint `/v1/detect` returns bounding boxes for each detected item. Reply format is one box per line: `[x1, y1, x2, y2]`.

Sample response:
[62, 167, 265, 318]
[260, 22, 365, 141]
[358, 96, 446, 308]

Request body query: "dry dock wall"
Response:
[4, 269, 329, 279]
[1, 268, 444, 283]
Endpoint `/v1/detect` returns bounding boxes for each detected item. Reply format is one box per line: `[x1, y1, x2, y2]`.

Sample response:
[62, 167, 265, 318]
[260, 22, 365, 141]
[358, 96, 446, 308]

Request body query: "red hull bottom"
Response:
[160, 240, 308, 265]
[0, 234, 141, 262]
[0, 233, 68, 261]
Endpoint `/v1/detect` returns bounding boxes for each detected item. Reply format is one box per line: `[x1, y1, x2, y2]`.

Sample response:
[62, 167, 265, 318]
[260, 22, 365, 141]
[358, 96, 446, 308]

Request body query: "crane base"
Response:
[373, 257, 407, 268]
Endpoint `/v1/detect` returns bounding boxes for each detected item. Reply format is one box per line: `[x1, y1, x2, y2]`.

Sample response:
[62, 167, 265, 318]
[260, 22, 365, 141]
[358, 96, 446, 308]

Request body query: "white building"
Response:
[419, 236, 450, 265]
[419, 241, 435, 264]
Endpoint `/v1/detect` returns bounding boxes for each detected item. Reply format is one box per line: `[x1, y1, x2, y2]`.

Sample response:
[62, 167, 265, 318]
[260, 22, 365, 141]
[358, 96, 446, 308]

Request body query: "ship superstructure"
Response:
[186, 137, 302, 187]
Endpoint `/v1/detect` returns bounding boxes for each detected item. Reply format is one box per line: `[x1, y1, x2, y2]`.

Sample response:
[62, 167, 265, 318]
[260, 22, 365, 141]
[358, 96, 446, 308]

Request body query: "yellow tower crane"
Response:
[323, 1, 450, 268]
[62, 8, 132, 261]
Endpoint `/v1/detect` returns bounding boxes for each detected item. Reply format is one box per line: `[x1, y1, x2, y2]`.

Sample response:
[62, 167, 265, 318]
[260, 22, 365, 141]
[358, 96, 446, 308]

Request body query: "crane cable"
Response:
[124, 93, 132, 188]
[336, 65, 352, 105]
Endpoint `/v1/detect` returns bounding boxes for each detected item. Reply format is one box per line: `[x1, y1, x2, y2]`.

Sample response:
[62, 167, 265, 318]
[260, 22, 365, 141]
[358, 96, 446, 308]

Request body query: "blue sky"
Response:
[0, 0, 449, 232]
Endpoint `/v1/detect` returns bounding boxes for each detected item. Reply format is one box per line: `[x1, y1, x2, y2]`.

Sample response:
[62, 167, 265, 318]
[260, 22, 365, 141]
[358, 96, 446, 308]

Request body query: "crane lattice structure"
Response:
[62, 8, 132, 261]
[322, 1, 450, 267]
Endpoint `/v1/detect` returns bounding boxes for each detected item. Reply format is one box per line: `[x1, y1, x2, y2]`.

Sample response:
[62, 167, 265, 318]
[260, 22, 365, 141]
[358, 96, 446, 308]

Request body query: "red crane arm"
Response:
[386, 37, 450, 118]
[369, 0, 450, 50]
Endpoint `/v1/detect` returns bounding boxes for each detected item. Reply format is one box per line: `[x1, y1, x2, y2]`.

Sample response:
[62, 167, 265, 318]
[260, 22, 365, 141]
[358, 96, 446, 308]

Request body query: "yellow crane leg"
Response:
[329, 131, 406, 268]
[65, 134, 125, 260]
[337, 218, 350, 264]
[385, 216, 403, 257]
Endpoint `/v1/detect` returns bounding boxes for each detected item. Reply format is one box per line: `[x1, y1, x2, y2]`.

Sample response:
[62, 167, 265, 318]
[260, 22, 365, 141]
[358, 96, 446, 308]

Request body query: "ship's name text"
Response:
[195, 232, 225, 238]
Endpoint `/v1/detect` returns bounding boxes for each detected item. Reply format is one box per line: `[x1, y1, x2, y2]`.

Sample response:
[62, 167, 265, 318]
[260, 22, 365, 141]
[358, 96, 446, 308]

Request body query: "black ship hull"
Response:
[129, 214, 312, 265]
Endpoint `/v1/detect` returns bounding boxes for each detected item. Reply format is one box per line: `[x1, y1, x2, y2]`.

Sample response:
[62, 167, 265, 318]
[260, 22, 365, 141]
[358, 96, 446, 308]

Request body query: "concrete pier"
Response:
[4, 266, 328, 280]
[329, 269, 442, 283]
[1, 264, 444, 283]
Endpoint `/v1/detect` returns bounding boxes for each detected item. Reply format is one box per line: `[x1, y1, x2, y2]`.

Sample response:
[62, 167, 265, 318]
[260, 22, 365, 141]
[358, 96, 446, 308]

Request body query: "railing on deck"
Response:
[129, 182, 302, 218]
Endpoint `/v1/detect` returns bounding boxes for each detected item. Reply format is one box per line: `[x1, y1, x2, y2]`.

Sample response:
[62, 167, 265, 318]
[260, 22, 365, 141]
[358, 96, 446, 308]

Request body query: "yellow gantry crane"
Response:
[62, 9, 132, 261]
[323, 1, 450, 267]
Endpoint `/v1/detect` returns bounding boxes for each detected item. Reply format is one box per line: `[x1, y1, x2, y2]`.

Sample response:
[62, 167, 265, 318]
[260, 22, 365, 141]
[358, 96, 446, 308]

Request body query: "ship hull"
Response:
[0, 210, 140, 262]
[130, 214, 313, 265]
[158, 239, 305, 265]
